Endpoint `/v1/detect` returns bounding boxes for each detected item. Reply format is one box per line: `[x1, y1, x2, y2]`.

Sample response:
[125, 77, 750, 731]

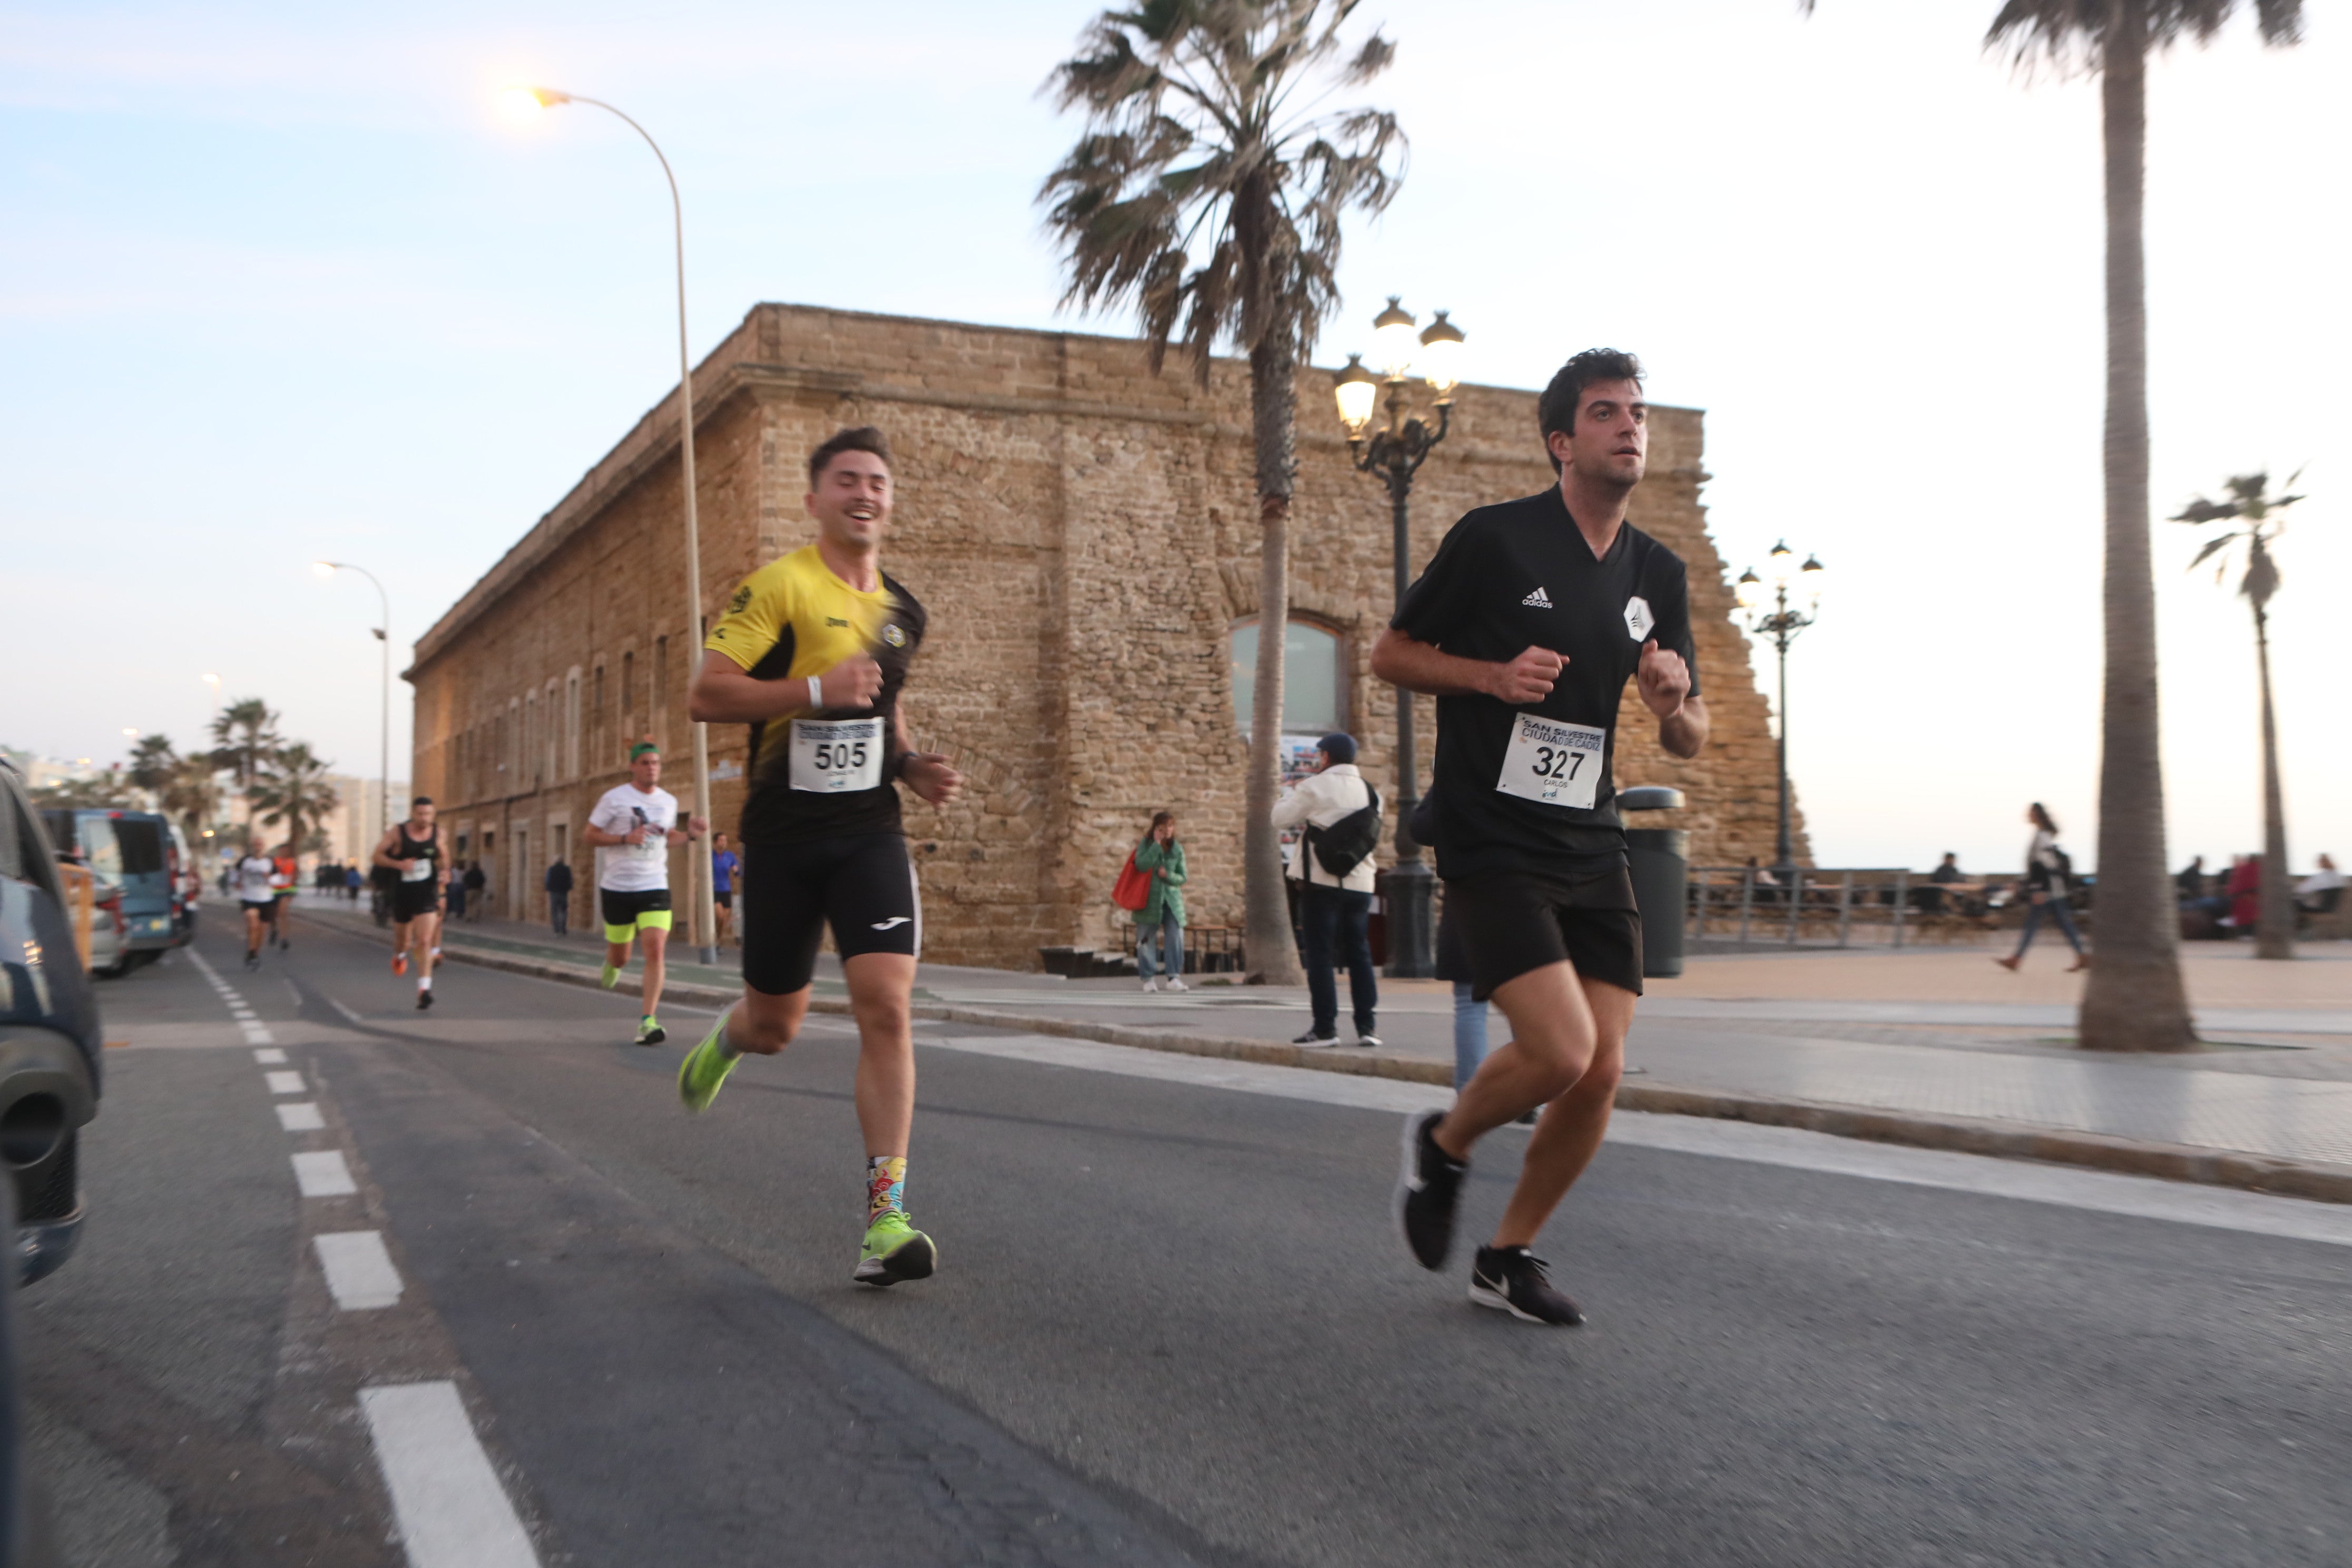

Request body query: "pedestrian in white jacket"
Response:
[1272, 733, 1383, 1046]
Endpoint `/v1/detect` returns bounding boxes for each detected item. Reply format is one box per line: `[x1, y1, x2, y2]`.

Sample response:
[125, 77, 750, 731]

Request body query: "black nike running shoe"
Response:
[1395, 1109, 1467, 1270]
[416, 990, 434, 1011]
[1469, 1246, 1584, 1326]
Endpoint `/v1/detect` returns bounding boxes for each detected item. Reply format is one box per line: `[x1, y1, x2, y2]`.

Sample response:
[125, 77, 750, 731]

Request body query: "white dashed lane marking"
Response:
[277, 1102, 326, 1132]
[359, 1382, 541, 1568]
[253, 1047, 288, 1064]
[185, 948, 276, 1045]
[264, 1071, 306, 1095]
[313, 1231, 404, 1310]
[292, 1150, 357, 1198]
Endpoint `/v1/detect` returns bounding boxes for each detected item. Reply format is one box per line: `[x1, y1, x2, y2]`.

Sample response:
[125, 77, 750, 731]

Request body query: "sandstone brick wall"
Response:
[407, 303, 1807, 966]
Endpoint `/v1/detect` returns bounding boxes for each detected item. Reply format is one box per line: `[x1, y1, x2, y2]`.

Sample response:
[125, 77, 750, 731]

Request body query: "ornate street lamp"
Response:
[1334, 298, 1466, 978]
[1734, 542, 1827, 869]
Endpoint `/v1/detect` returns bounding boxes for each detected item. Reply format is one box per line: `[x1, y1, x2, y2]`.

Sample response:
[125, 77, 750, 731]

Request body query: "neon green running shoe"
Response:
[855, 1209, 936, 1287]
[634, 1015, 665, 1047]
[600, 961, 621, 989]
[677, 1011, 738, 1113]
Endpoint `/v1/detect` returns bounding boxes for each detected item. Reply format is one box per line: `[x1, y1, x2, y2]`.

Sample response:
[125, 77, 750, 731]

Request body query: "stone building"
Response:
[405, 302, 1804, 969]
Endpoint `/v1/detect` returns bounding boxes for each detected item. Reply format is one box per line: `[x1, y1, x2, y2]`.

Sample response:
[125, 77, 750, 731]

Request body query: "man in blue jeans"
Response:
[1273, 733, 1383, 1047]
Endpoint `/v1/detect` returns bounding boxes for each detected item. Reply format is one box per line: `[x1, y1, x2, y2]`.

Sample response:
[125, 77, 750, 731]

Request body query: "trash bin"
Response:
[1619, 786, 1687, 978]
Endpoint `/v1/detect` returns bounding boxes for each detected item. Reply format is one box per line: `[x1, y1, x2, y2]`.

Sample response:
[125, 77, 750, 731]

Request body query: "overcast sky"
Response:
[4, 1, 2344, 875]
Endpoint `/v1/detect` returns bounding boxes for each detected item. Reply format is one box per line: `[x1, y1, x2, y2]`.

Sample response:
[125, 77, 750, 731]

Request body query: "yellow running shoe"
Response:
[855, 1210, 936, 1287]
[677, 1011, 738, 1113]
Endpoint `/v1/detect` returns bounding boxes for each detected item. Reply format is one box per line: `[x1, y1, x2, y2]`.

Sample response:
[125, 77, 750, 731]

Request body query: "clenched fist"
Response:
[1636, 639, 1690, 719]
[1483, 645, 1566, 707]
[815, 653, 884, 710]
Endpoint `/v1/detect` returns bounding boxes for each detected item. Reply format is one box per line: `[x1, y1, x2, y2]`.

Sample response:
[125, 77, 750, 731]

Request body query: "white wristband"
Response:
[808, 675, 822, 709]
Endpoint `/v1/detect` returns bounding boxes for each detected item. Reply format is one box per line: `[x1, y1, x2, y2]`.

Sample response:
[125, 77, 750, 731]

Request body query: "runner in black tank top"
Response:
[372, 797, 447, 1010]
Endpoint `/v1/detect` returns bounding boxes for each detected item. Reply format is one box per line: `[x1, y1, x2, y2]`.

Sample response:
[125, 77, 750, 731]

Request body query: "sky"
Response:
[3, 0, 2344, 876]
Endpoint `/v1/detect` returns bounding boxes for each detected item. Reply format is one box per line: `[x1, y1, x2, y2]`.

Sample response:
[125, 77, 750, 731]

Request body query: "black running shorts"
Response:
[390, 881, 442, 923]
[741, 832, 919, 995]
[713, 889, 733, 909]
[1445, 862, 1643, 1001]
[599, 886, 673, 940]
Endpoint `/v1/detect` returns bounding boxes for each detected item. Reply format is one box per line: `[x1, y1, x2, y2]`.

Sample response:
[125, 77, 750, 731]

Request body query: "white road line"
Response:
[330, 997, 367, 1025]
[359, 1382, 540, 1568]
[313, 1231, 403, 1310]
[242, 1025, 278, 1046]
[922, 1033, 2352, 1250]
[264, 1070, 305, 1095]
[277, 1102, 326, 1132]
[253, 1047, 288, 1064]
[292, 1150, 357, 1198]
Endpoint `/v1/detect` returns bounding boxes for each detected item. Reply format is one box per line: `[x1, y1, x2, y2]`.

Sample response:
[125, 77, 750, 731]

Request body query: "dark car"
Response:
[39, 808, 180, 964]
[4, 767, 102, 1285]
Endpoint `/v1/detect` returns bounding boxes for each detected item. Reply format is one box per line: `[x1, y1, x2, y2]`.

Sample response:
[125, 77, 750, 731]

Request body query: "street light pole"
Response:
[315, 561, 391, 838]
[1334, 299, 1467, 979]
[1733, 544, 1826, 870]
[511, 87, 719, 966]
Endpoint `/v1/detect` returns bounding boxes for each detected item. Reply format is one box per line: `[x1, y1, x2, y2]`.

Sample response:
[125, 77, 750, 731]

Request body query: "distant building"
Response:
[407, 302, 1804, 966]
[318, 776, 410, 870]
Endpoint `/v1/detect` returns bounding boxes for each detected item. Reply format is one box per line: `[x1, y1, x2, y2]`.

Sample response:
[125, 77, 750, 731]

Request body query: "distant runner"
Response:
[711, 831, 740, 948]
[269, 845, 299, 950]
[583, 743, 707, 1047]
[372, 797, 448, 1011]
[235, 845, 277, 969]
[1375, 349, 1708, 1326]
[679, 425, 963, 1289]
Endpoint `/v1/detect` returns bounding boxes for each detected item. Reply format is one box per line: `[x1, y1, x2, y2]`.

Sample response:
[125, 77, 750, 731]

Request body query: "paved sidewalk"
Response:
[287, 897, 2352, 1201]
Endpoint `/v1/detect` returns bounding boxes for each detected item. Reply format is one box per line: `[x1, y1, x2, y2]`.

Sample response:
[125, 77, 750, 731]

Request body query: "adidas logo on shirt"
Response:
[1522, 586, 1553, 607]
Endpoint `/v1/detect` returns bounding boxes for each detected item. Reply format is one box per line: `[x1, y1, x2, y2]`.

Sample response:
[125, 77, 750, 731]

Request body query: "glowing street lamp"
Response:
[502, 83, 719, 965]
[1330, 296, 1469, 978]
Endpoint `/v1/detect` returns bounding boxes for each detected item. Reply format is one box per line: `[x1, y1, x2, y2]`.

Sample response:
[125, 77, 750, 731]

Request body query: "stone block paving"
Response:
[292, 897, 2352, 1171]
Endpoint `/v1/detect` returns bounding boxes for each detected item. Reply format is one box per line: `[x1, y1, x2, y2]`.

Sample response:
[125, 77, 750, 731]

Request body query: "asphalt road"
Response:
[23, 905, 2352, 1566]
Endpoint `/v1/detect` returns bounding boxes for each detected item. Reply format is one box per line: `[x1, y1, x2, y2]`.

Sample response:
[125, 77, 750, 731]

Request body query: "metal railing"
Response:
[1687, 867, 2021, 949]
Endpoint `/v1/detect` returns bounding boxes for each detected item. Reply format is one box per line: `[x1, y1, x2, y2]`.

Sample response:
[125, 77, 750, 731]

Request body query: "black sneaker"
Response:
[416, 990, 434, 1011]
[1292, 1030, 1337, 1047]
[1469, 1246, 1584, 1326]
[1395, 1109, 1467, 1270]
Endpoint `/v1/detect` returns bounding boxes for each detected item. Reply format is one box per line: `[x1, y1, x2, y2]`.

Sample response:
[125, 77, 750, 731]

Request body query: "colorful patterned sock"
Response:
[866, 1155, 907, 1221]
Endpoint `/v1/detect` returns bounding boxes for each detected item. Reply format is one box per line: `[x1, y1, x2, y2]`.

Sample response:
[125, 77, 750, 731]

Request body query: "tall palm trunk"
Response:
[2080, 0, 2196, 1051]
[1243, 341, 1305, 985]
[2251, 602, 2292, 958]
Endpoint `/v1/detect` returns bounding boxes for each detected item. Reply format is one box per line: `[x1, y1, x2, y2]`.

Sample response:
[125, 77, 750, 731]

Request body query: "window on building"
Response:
[565, 669, 583, 781]
[592, 664, 605, 768]
[524, 691, 538, 788]
[1230, 618, 1344, 737]
[654, 636, 669, 749]
[621, 651, 635, 758]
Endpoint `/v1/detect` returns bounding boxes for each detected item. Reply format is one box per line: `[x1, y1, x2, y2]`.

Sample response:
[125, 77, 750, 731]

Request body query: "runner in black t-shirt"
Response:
[1374, 349, 1710, 1326]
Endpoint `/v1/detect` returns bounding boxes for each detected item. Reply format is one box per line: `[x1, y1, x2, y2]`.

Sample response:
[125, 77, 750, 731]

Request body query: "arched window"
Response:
[1230, 618, 1344, 737]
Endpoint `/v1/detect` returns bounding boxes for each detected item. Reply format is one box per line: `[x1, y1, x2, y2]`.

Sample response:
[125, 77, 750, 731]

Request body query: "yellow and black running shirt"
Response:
[703, 544, 928, 845]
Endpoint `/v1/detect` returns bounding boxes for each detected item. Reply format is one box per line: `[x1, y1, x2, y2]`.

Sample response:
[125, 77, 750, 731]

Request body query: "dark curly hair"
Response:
[1536, 349, 1644, 473]
[807, 425, 893, 487]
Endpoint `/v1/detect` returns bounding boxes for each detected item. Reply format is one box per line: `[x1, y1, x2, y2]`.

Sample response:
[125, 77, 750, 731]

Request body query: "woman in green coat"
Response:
[1134, 811, 1188, 993]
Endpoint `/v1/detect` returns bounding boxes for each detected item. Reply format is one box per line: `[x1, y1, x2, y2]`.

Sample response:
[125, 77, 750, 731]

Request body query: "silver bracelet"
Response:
[808, 674, 823, 709]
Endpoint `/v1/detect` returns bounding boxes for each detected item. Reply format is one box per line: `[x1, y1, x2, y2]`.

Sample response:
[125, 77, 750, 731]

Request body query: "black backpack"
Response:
[1306, 787, 1383, 879]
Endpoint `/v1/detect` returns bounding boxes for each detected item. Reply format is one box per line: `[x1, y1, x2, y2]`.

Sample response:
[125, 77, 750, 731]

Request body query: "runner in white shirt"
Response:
[583, 742, 708, 1046]
[235, 848, 277, 969]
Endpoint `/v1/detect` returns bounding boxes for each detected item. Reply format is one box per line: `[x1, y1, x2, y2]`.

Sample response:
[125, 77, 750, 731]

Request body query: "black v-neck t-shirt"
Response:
[1391, 487, 1700, 878]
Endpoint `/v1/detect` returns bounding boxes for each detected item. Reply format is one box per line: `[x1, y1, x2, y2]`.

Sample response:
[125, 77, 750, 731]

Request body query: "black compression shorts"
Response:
[1446, 862, 1643, 1001]
[741, 832, 919, 995]
[391, 881, 442, 923]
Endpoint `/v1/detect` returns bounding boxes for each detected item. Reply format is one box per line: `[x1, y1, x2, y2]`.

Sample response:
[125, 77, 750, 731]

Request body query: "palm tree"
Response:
[1975, 0, 2303, 1051]
[248, 743, 341, 861]
[1041, 0, 1405, 983]
[126, 734, 179, 798]
[2174, 471, 2304, 959]
[164, 754, 225, 850]
[209, 698, 281, 792]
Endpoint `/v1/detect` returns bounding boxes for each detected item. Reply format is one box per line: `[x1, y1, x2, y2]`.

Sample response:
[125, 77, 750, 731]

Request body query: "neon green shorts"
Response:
[600, 886, 673, 944]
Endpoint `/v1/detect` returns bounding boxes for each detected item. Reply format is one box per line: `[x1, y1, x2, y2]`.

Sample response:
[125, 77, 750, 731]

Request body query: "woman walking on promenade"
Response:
[1135, 811, 1189, 993]
[1996, 802, 2087, 973]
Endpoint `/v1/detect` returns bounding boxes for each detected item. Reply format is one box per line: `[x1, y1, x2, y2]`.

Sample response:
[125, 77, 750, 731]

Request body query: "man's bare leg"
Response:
[1492, 977, 1633, 1249]
[638, 926, 668, 1018]
[843, 953, 917, 1157]
[411, 913, 440, 984]
[1433, 961, 1596, 1161]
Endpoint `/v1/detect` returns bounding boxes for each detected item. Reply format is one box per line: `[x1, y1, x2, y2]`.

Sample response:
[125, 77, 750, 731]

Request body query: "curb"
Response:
[304, 913, 2352, 1209]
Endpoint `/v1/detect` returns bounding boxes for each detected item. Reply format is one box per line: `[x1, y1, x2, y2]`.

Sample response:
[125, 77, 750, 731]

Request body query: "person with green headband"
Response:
[582, 740, 708, 1045]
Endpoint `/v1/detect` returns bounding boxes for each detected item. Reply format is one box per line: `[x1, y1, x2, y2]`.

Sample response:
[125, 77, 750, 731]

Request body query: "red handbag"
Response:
[1112, 849, 1151, 912]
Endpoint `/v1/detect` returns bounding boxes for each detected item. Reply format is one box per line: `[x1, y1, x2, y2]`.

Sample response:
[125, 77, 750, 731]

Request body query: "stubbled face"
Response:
[1547, 378, 1648, 489]
[410, 802, 437, 831]
[633, 753, 662, 790]
[807, 450, 893, 551]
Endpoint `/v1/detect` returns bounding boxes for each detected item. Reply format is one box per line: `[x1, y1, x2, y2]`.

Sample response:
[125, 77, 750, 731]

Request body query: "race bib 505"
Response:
[790, 717, 884, 793]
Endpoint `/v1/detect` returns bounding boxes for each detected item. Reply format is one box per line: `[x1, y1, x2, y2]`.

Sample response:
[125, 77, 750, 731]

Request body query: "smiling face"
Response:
[807, 449, 893, 552]
[1546, 378, 1648, 489]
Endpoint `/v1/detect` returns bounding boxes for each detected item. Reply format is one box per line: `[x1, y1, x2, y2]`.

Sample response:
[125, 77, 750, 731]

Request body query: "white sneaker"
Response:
[1141, 978, 1159, 993]
[1164, 978, 1189, 992]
